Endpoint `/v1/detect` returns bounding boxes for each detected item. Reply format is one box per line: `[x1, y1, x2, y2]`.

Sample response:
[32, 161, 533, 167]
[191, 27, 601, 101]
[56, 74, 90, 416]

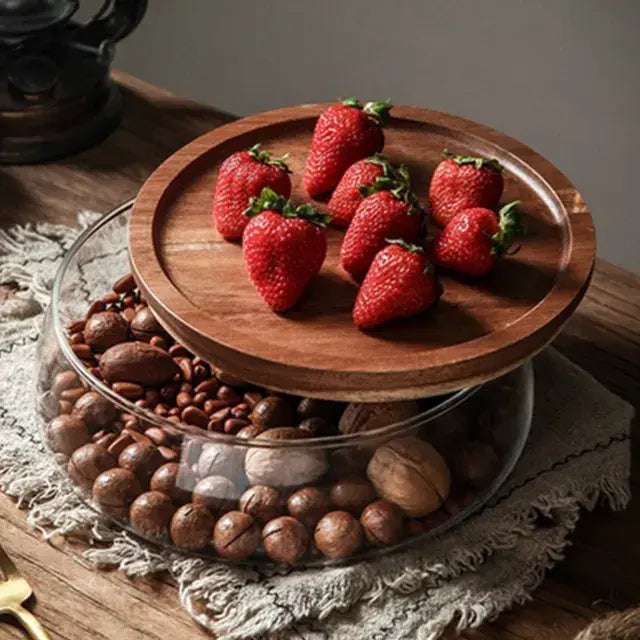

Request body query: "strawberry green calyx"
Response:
[285, 203, 333, 228]
[341, 97, 363, 109]
[385, 238, 436, 274]
[357, 154, 398, 196]
[443, 149, 502, 172]
[244, 187, 288, 218]
[360, 164, 424, 216]
[491, 201, 526, 256]
[340, 98, 392, 126]
[247, 144, 292, 173]
[385, 238, 424, 253]
[363, 100, 393, 126]
[244, 188, 331, 228]
[365, 153, 395, 177]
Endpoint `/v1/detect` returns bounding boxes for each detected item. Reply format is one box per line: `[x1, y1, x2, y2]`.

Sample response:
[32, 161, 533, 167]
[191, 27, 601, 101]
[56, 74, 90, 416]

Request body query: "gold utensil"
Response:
[0, 542, 51, 640]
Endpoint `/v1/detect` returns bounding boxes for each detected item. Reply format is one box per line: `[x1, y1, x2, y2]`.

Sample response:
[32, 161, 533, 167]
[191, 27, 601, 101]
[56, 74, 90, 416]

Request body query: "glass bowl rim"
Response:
[51, 199, 483, 450]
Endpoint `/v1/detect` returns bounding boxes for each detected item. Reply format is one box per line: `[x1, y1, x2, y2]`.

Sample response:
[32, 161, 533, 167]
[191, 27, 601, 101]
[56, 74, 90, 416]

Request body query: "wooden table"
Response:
[0, 71, 638, 640]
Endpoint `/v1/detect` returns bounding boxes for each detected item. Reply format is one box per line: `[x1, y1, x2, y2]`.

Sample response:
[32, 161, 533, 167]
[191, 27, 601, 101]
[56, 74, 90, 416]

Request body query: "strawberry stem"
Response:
[341, 97, 363, 109]
[360, 163, 424, 217]
[363, 100, 393, 126]
[244, 188, 331, 228]
[385, 238, 424, 253]
[340, 98, 392, 126]
[365, 153, 395, 177]
[491, 201, 526, 256]
[247, 144, 292, 173]
[443, 149, 502, 172]
[385, 238, 436, 275]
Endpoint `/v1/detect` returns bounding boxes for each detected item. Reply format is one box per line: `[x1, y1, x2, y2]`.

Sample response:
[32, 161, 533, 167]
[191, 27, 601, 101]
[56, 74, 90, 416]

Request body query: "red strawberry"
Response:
[242, 188, 330, 311]
[328, 154, 395, 228]
[213, 144, 292, 240]
[340, 166, 424, 279]
[431, 202, 526, 276]
[303, 98, 392, 197]
[353, 240, 440, 329]
[429, 151, 504, 228]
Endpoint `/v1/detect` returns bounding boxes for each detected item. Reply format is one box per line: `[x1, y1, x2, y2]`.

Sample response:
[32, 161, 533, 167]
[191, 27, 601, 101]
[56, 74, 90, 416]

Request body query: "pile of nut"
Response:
[44, 272, 504, 564]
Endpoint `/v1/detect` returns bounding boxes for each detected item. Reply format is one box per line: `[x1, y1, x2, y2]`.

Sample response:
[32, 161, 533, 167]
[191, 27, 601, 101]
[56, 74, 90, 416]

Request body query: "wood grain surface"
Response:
[130, 105, 595, 401]
[0, 71, 638, 640]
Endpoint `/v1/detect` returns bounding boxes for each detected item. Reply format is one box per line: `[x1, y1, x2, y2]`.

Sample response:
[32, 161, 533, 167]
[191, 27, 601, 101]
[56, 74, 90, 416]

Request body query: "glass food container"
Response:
[35, 202, 534, 566]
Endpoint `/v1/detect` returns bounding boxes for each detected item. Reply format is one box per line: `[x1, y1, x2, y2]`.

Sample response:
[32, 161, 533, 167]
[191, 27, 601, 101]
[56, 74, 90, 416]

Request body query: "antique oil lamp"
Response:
[0, 0, 146, 163]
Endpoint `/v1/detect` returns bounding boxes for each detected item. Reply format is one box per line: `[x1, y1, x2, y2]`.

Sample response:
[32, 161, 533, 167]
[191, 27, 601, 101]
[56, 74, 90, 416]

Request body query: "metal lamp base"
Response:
[0, 79, 122, 164]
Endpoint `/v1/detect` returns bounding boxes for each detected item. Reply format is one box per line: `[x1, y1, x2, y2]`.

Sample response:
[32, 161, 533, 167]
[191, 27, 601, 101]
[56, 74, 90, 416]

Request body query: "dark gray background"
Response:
[115, 0, 640, 272]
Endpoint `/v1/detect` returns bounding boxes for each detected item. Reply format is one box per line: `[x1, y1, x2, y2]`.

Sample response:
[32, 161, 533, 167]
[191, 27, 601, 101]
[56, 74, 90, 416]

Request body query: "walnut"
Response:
[366, 436, 450, 517]
[338, 401, 419, 436]
[244, 428, 327, 488]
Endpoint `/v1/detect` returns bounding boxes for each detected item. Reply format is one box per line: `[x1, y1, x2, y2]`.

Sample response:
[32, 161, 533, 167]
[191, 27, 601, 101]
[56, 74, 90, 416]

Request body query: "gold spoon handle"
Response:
[6, 604, 51, 640]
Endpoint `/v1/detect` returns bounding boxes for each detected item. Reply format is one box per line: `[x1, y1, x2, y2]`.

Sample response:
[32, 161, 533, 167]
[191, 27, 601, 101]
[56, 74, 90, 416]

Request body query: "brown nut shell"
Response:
[47, 415, 89, 456]
[329, 476, 376, 515]
[239, 485, 282, 524]
[100, 342, 180, 386]
[192, 475, 238, 515]
[366, 437, 450, 517]
[92, 467, 142, 518]
[262, 516, 309, 564]
[68, 443, 116, 489]
[454, 441, 500, 488]
[360, 499, 404, 546]
[213, 511, 260, 561]
[84, 311, 129, 352]
[118, 441, 164, 487]
[244, 428, 326, 488]
[150, 462, 194, 504]
[314, 511, 363, 559]
[170, 503, 215, 550]
[338, 401, 419, 436]
[249, 396, 295, 429]
[71, 391, 116, 433]
[287, 487, 329, 528]
[130, 307, 164, 342]
[130, 491, 176, 538]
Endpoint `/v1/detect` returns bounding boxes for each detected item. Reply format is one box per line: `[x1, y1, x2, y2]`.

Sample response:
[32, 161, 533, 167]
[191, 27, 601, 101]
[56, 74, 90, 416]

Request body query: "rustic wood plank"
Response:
[0, 70, 638, 639]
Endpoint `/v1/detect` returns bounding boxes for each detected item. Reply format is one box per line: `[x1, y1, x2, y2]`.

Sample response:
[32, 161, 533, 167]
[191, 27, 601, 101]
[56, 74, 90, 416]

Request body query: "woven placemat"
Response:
[0, 213, 633, 640]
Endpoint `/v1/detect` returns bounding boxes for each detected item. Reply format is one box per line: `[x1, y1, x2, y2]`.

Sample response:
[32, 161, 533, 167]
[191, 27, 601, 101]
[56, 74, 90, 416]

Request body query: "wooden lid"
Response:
[129, 104, 595, 401]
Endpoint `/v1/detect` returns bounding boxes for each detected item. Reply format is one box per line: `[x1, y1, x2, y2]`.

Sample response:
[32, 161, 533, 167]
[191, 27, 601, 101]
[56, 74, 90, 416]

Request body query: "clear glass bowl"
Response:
[35, 202, 534, 566]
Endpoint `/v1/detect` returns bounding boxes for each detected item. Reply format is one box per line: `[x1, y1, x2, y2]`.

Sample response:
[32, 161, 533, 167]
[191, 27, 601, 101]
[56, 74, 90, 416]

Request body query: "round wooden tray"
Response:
[129, 104, 595, 401]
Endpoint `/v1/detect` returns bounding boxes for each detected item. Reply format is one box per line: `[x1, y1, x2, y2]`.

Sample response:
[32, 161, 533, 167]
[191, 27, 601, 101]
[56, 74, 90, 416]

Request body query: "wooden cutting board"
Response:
[129, 104, 595, 401]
